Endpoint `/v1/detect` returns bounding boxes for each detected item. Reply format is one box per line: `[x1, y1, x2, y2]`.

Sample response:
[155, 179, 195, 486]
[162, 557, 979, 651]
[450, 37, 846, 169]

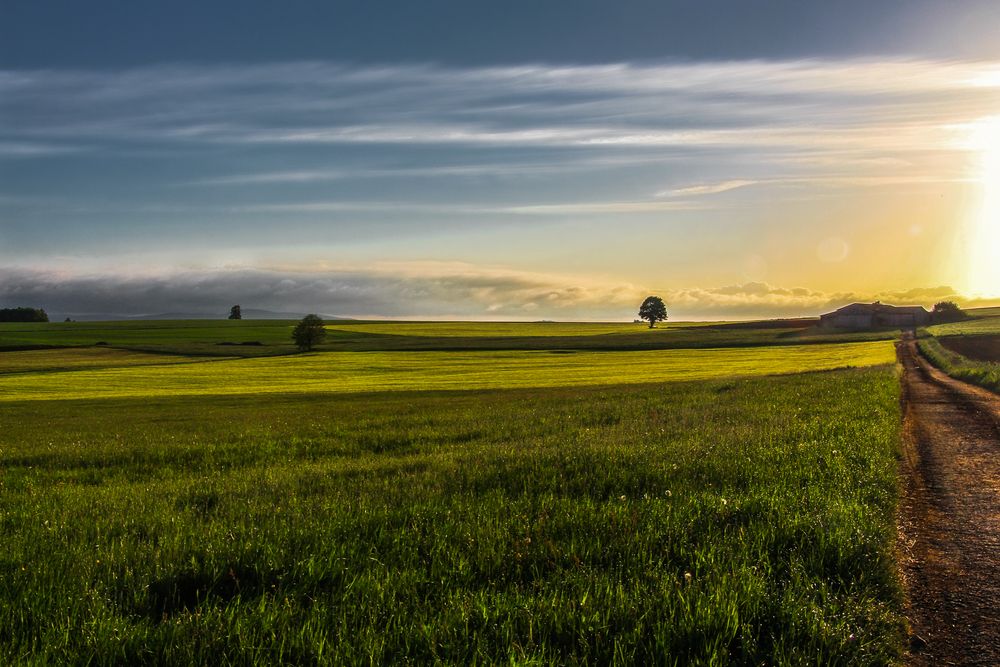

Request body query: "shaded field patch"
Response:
[939, 334, 1000, 362]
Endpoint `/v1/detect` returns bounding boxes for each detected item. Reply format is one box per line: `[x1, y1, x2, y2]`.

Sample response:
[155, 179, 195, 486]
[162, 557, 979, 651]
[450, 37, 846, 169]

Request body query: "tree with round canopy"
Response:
[638, 296, 668, 328]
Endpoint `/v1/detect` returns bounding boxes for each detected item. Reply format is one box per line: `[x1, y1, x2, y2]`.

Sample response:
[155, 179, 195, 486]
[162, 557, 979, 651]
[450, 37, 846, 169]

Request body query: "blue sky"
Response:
[2, 1, 1000, 319]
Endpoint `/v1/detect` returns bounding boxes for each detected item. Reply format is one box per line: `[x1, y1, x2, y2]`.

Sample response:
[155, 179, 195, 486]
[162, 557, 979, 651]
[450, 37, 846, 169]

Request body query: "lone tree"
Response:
[638, 296, 668, 328]
[292, 314, 326, 351]
[932, 301, 966, 323]
[229, 304, 242, 320]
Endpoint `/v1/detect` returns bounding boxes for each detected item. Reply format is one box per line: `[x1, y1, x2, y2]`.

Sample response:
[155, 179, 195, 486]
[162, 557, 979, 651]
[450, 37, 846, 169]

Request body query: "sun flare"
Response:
[968, 116, 1000, 297]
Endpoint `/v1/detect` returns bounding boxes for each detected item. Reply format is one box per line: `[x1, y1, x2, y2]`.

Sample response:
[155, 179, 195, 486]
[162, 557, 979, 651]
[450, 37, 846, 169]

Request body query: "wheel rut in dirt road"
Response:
[897, 337, 1000, 666]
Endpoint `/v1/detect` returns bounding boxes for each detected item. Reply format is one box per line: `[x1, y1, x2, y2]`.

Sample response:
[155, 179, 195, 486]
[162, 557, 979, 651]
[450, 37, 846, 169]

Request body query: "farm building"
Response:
[819, 302, 931, 329]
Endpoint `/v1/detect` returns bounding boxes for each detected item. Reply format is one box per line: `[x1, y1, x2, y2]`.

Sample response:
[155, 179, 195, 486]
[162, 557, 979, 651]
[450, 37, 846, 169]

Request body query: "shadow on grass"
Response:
[144, 564, 271, 620]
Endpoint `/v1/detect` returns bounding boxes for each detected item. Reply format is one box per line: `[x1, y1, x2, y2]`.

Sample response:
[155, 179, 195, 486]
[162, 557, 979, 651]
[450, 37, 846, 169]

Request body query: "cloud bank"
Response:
[0, 266, 984, 322]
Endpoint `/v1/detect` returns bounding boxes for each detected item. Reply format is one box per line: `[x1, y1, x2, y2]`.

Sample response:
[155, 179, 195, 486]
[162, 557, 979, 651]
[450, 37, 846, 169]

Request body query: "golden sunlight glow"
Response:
[968, 116, 1000, 297]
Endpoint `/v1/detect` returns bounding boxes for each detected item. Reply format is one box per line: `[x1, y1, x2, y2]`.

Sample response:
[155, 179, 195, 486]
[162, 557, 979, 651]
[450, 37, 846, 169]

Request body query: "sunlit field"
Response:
[926, 313, 1000, 337]
[919, 305, 1000, 393]
[0, 340, 894, 402]
[922, 307, 1000, 392]
[918, 337, 1000, 394]
[965, 306, 1000, 319]
[0, 320, 906, 663]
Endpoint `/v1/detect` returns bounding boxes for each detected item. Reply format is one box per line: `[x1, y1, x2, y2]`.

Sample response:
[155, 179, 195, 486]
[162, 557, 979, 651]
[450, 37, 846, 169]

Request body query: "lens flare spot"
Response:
[817, 237, 850, 263]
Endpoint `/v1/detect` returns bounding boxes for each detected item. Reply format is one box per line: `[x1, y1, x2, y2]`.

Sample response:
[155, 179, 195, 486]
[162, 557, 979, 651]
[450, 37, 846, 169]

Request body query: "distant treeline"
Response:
[0, 307, 49, 322]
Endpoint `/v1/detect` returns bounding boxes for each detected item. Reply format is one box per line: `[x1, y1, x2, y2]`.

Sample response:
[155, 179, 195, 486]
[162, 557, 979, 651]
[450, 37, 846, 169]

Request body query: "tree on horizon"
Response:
[931, 301, 966, 323]
[638, 296, 668, 328]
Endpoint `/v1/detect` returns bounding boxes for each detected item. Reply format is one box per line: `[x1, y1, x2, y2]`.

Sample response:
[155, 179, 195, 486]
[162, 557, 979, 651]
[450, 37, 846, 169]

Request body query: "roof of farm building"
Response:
[826, 303, 929, 315]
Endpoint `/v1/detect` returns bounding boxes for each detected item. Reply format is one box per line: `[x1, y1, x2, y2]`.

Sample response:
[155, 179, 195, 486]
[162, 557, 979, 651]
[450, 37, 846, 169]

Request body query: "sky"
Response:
[2, 0, 1000, 320]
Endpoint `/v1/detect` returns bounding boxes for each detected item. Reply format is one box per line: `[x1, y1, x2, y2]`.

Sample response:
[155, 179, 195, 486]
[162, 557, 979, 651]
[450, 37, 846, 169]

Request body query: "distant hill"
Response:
[130, 309, 351, 321]
[49, 309, 352, 322]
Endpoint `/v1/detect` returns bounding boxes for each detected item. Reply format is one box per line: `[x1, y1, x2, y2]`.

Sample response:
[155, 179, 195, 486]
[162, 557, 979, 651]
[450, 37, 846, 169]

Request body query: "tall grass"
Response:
[1, 368, 904, 664]
[917, 337, 1000, 393]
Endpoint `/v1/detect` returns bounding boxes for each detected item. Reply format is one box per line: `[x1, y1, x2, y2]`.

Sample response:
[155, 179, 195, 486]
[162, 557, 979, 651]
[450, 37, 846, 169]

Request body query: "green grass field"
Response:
[926, 314, 1000, 337]
[0, 346, 232, 375]
[0, 318, 894, 356]
[966, 306, 1000, 319]
[0, 320, 906, 664]
[0, 320, 298, 356]
[918, 336, 1000, 393]
[920, 307, 1000, 393]
[326, 320, 721, 337]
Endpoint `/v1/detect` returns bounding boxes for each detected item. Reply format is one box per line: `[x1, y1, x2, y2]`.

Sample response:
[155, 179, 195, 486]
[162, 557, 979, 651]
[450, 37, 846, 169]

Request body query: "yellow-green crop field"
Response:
[0, 340, 894, 401]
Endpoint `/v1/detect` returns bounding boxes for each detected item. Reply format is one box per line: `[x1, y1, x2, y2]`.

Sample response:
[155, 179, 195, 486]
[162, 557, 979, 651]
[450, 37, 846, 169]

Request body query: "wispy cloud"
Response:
[4, 57, 995, 223]
[187, 154, 681, 186]
[3, 197, 706, 217]
[5, 59, 999, 153]
[655, 173, 976, 199]
[658, 180, 759, 197]
[4, 56, 999, 300]
[0, 141, 84, 157]
[493, 201, 706, 215]
[2, 58, 996, 205]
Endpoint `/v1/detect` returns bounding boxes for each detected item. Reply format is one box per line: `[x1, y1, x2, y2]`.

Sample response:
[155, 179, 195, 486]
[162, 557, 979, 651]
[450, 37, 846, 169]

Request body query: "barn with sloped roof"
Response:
[819, 302, 930, 329]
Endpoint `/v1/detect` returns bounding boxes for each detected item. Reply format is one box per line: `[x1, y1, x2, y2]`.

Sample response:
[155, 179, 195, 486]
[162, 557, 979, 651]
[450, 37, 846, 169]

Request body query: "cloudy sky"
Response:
[2, 0, 999, 320]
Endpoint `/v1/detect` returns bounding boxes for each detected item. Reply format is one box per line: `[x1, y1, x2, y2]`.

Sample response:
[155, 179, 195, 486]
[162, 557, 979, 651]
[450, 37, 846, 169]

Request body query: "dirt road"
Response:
[897, 337, 1000, 665]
